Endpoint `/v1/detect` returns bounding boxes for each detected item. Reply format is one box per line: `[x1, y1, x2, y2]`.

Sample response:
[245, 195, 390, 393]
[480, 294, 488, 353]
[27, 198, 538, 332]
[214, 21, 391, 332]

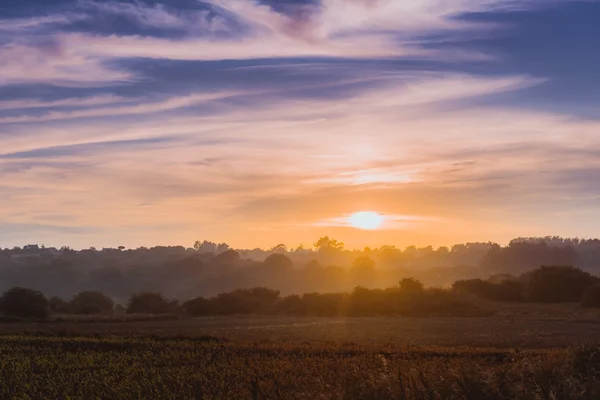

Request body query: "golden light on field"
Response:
[348, 211, 385, 230]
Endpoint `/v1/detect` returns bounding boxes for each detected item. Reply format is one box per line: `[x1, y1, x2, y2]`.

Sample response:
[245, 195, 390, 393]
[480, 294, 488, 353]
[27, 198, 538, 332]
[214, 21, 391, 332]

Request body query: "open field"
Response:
[3, 305, 600, 398]
[3, 303, 600, 348]
[1, 333, 600, 399]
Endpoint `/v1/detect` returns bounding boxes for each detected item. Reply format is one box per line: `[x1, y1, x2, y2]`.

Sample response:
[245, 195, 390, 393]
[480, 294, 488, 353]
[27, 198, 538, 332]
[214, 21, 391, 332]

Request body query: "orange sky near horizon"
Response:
[1, 0, 600, 250]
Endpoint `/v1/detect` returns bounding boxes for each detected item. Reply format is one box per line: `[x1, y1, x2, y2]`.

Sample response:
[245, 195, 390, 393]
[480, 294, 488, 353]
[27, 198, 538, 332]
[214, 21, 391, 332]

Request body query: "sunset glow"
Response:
[349, 212, 385, 231]
[0, 0, 599, 250]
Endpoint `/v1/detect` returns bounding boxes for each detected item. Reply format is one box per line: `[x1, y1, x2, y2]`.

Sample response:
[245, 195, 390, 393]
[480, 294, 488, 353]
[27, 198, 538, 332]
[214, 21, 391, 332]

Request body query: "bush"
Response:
[582, 284, 600, 308]
[182, 296, 212, 316]
[526, 266, 598, 303]
[126, 292, 178, 314]
[49, 296, 73, 314]
[399, 278, 424, 295]
[0, 287, 49, 318]
[453, 278, 524, 302]
[70, 291, 114, 314]
[210, 288, 281, 315]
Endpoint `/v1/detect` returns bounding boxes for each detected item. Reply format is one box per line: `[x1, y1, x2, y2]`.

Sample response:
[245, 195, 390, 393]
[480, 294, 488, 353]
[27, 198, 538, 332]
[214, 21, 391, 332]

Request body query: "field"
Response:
[3, 305, 600, 399]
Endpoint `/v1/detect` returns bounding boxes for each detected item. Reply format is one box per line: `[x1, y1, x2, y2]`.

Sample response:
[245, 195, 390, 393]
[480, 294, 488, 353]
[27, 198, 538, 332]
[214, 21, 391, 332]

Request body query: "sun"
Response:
[349, 211, 385, 230]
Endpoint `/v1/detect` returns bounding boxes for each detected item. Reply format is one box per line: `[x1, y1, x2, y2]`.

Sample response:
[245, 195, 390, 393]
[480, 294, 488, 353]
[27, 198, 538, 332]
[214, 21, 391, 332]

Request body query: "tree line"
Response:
[2, 265, 600, 320]
[2, 236, 599, 301]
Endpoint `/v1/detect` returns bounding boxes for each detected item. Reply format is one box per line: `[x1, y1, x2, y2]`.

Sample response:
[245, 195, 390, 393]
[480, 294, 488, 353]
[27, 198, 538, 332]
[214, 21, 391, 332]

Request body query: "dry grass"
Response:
[0, 334, 598, 399]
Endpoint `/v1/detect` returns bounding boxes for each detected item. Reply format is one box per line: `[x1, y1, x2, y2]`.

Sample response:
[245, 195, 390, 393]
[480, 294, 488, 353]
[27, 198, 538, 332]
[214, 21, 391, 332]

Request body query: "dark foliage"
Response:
[70, 291, 114, 314]
[482, 241, 579, 274]
[453, 279, 524, 302]
[126, 292, 178, 314]
[181, 296, 212, 316]
[0, 287, 49, 318]
[49, 296, 73, 314]
[263, 254, 293, 271]
[581, 284, 600, 308]
[4, 237, 600, 301]
[525, 266, 599, 303]
[183, 281, 486, 318]
[184, 288, 280, 316]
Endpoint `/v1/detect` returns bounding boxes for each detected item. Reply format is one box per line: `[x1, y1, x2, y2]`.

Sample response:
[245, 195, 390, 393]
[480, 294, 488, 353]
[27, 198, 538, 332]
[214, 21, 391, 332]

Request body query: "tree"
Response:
[525, 266, 598, 303]
[581, 284, 600, 308]
[264, 254, 293, 271]
[193, 240, 217, 253]
[182, 296, 213, 316]
[126, 292, 178, 314]
[399, 278, 424, 296]
[270, 244, 288, 253]
[352, 256, 375, 270]
[70, 291, 114, 314]
[453, 278, 524, 302]
[293, 244, 305, 252]
[213, 249, 240, 265]
[313, 236, 344, 252]
[216, 243, 230, 254]
[0, 287, 49, 318]
[349, 256, 376, 285]
[49, 296, 73, 314]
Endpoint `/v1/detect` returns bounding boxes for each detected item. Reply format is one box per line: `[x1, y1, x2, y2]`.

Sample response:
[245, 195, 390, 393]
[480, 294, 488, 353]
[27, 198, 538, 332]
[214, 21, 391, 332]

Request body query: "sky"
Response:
[1, 0, 600, 250]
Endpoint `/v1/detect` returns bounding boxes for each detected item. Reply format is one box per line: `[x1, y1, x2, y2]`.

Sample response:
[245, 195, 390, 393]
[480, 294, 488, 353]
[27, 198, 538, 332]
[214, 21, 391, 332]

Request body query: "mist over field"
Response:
[1, 236, 597, 303]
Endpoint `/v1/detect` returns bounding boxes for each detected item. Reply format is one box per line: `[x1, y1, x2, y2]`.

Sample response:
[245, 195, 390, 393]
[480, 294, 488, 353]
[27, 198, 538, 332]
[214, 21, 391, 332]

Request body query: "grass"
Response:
[2, 306, 600, 398]
[0, 334, 599, 399]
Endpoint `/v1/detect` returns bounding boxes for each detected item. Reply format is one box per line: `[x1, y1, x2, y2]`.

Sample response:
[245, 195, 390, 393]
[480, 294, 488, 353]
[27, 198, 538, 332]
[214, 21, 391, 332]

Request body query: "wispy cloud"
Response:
[0, 0, 555, 86]
[0, 91, 240, 123]
[0, 0, 598, 248]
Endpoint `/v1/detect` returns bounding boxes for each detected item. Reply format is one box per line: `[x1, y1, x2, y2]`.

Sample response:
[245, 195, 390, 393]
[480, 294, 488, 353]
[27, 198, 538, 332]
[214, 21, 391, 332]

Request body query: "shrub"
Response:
[126, 292, 179, 314]
[453, 278, 524, 302]
[49, 296, 73, 314]
[526, 266, 598, 303]
[581, 284, 600, 308]
[70, 291, 114, 314]
[399, 278, 424, 295]
[0, 287, 49, 318]
[210, 288, 281, 315]
[275, 294, 305, 315]
[182, 296, 212, 316]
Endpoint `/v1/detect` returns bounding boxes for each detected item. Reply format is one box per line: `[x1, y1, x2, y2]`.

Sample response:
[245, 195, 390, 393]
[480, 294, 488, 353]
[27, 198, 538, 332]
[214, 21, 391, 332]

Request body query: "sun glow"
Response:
[349, 211, 385, 230]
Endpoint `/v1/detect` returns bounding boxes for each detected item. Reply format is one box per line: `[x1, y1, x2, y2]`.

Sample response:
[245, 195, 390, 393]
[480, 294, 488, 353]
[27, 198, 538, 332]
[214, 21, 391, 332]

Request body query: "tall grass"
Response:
[0, 334, 598, 399]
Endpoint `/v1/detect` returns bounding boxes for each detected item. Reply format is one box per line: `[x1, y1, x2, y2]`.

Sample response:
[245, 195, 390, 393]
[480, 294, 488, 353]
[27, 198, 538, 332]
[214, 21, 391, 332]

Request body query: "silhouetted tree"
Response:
[350, 256, 376, 286]
[182, 296, 212, 316]
[213, 249, 240, 266]
[270, 244, 288, 253]
[0, 287, 49, 318]
[399, 278, 424, 294]
[49, 296, 73, 314]
[453, 278, 524, 302]
[525, 266, 598, 303]
[264, 254, 293, 271]
[482, 242, 579, 273]
[70, 291, 114, 314]
[314, 237, 344, 252]
[581, 284, 600, 308]
[127, 292, 178, 314]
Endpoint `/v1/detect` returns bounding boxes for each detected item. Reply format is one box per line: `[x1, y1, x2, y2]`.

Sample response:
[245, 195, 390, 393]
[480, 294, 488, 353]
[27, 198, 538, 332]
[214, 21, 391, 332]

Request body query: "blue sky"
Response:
[1, 0, 599, 249]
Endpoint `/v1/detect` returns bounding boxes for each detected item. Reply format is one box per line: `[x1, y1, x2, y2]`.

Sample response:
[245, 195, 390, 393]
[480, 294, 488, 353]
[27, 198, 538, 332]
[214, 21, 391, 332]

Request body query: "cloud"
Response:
[0, 95, 130, 111]
[0, 0, 597, 248]
[0, 0, 559, 86]
[0, 91, 240, 123]
[0, 137, 176, 159]
[0, 42, 132, 86]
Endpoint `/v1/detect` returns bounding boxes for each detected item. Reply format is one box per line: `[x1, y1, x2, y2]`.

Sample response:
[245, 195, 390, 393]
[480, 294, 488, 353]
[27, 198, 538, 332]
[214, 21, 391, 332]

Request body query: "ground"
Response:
[1, 304, 600, 398]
